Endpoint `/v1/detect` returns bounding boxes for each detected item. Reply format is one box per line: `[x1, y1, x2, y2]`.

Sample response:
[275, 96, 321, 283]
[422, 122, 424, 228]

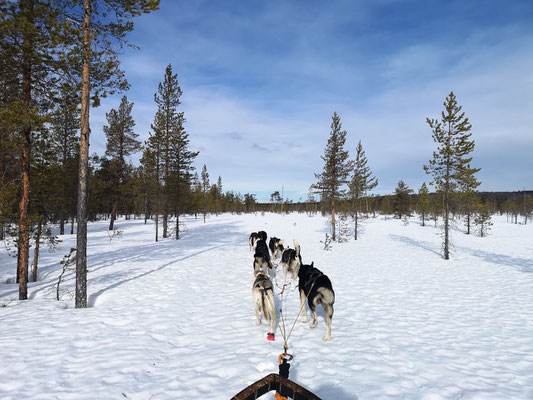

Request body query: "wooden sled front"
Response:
[231, 373, 321, 400]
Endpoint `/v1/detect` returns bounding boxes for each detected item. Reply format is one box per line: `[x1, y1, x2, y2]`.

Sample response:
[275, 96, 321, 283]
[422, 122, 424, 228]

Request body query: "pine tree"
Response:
[312, 112, 353, 241]
[103, 95, 141, 231]
[424, 91, 481, 259]
[154, 64, 182, 238]
[145, 110, 165, 241]
[459, 190, 481, 234]
[393, 180, 413, 219]
[168, 112, 198, 239]
[201, 164, 209, 223]
[417, 183, 431, 226]
[473, 203, 492, 237]
[50, 84, 80, 235]
[0, 1, 68, 299]
[349, 140, 377, 239]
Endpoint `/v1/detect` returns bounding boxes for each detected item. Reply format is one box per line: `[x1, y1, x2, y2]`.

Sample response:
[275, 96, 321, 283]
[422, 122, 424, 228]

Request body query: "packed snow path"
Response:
[1, 213, 532, 399]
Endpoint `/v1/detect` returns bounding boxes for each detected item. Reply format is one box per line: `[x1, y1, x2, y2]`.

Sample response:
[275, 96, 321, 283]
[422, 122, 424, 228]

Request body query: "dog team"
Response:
[249, 230, 335, 342]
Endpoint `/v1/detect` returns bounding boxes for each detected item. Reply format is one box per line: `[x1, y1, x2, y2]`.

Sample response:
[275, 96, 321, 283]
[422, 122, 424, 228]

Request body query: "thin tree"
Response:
[312, 112, 353, 241]
[74, 0, 159, 308]
[146, 109, 165, 242]
[50, 84, 79, 235]
[349, 140, 378, 240]
[201, 164, 209, 223]
[424, 91, 480, 259]
[103, 95, 141, 231]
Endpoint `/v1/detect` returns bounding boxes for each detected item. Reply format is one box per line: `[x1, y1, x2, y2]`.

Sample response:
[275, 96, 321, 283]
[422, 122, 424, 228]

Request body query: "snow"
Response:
[1, 213, 533, 399]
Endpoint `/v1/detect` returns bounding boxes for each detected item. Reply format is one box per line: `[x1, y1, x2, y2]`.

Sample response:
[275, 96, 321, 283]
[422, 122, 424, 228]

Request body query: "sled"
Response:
[231, 373, 321, 400]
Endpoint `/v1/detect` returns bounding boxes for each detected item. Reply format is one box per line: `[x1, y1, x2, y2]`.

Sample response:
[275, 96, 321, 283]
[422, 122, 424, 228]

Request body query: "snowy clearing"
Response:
[1, 213, 533, 400]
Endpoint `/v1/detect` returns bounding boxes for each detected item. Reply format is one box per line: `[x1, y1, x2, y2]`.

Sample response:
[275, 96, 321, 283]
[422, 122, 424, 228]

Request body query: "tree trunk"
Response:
[18, 0, 34, 300]
[75, 0, 91, 308]
[331, 198, 336, 242]
[353, 196, 359, 240]
[443, 193, 450, 260]
[32, 219, 42, 282]
[70, 215, 74, 235]
[109, 198, 118, 230]
[175, 210, 180, 240]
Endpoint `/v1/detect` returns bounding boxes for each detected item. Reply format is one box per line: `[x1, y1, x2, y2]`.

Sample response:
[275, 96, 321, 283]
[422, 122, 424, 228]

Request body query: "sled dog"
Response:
[253, 239, 272, 273]
[253, 271, 276, 334]
[281, 240, 302, 280]
[249, 232, 260, 251]
[298, 262, 335, 341]
[268, 237, 284, 259]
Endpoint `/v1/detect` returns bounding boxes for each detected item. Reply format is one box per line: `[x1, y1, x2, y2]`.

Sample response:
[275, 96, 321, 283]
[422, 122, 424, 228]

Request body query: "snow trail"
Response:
[1, 213, 532, 399]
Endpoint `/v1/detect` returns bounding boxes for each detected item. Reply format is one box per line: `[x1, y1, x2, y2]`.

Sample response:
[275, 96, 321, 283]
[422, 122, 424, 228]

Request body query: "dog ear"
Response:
[311, 261, 314, 267]
[280, 240, 284, 244]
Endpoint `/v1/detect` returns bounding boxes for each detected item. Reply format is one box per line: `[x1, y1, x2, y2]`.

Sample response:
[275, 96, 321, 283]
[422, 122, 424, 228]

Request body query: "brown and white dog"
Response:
[252, 270, 276, 334]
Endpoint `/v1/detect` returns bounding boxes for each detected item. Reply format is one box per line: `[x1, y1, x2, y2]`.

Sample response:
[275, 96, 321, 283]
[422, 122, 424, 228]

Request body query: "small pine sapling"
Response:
[57, 248, 77, 301]
[321, 233, 332, 251]
[474, 205, 493, 237]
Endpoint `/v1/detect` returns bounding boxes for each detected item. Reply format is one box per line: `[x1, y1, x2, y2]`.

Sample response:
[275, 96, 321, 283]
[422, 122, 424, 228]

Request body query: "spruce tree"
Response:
[424, 91, 480, 259]
[349, 140, 378, 240]
[103, 95, 141, 231]
[393, 180, 413, 219]
[313, 112, 353, 241]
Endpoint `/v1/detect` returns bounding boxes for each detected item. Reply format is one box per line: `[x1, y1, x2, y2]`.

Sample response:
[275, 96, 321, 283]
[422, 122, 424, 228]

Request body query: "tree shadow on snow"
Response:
[457, 246, 533, 273]
[389, 234, 441, 257]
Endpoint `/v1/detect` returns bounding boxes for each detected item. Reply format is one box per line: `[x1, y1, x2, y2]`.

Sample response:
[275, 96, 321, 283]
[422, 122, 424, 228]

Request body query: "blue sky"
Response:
[91, 0, 533, 202]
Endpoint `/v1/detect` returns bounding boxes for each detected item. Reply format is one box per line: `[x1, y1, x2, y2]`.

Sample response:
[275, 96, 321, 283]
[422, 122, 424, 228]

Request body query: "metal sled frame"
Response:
[231, 373, 321, 400]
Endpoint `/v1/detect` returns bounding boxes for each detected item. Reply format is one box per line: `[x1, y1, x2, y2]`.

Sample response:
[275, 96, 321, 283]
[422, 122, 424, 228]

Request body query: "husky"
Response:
[249, 232, 260, 251]
[281, 240, 301, 280]
[298, 262, 335, 341]
[257, 230, 267, 242]
[268, 237, 284, 259]
[253, 239, 272, 273]
[253, 271, 276, 336]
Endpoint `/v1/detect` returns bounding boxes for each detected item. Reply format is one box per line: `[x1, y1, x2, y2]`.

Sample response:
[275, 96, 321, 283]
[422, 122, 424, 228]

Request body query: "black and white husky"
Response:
[268, 237, 284, 259]
[253, 238, 272, 273]
[253, 271, 276, 334]
[280, 240, 301, 280]
[249, 231, 267, 251]
[298, 262, 335, 341]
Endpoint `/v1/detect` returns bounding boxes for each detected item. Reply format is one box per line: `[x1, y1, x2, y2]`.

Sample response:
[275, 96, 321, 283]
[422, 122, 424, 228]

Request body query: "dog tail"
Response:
[261, 289, 269, 320]
[293, 239, 301, 258]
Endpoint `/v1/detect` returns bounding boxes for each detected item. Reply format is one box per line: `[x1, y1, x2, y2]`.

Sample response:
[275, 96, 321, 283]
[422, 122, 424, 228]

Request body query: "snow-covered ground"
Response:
[1, 212, 532, 400]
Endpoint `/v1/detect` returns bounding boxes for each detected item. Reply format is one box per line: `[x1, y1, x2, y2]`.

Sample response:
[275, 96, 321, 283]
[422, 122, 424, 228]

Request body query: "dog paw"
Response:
[322, 336, 331, 342]
[309, 322, 317, 328]
[300, 317, 307, 323]
[255, 320, 261, 326]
